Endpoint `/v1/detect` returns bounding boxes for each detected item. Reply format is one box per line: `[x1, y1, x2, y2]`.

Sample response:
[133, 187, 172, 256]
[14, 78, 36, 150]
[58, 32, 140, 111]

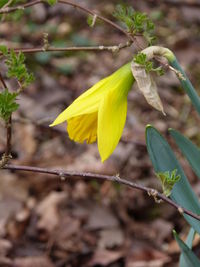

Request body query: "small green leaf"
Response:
[143, 31, 157, 46]
[87, 15, 93, 27]
[146, 20, 155, 31]
[133, 52, 164, 75]
[134, 52, 147, 65]
[0, 89, 19, 122]
[156, 169, 180, 197]
[133, 11, 148, 33]
[145, 61, 153, 72]
[173, 230, 200, 267]
[113, 3, 156, 44]
[87, 15, 97, 28]
[113, 4, 135, 25]
[5, 50, 34, 88]
[46, 0, 57, 5]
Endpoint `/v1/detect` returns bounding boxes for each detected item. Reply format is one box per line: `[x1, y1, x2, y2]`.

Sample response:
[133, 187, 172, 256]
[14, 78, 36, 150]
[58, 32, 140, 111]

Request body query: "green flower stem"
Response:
[141, 46, 200, 115]
[169, 57, 200, 115]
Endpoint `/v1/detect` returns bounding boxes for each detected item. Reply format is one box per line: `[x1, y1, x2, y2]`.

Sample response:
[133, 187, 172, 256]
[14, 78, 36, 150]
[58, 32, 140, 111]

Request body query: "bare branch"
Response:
[0, 42, 133, 56]
[0, 0, 136, 44]
[3, 164, 200, 222]
[57, 0, 134, 42]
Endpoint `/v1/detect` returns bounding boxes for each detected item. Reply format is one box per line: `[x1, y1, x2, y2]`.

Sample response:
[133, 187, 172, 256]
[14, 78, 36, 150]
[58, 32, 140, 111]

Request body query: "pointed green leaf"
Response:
[173, 230, 200, 267]
[146, 125, 200, 233]
[170, 129, 200, 179]
[180, 228, 196, 267]
[170, 58, 200, 115]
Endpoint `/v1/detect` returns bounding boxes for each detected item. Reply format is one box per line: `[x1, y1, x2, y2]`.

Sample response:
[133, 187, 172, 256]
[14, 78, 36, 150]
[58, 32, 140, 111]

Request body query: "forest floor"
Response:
[0, 0, 200, 266]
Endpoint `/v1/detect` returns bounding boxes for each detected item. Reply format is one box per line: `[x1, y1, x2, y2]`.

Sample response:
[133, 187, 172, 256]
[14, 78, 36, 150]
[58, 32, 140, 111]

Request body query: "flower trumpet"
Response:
[50, 63, 134, 162]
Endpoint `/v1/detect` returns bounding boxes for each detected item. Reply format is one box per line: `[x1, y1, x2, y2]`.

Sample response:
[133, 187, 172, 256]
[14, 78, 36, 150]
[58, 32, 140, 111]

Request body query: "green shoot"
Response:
[113, 4, 156, 45]
[134, 52, 164, 76]
[156, 169, 181, 197]
[5, 50, 34, 89]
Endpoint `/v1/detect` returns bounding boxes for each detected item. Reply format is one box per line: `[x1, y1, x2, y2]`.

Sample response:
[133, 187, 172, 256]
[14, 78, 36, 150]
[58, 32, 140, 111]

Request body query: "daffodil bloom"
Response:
[50, 62, 134, 162]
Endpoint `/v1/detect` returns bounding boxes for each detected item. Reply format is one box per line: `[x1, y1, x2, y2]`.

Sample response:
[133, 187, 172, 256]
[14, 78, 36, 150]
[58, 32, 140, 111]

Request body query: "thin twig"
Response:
[0, 42, 133, 56]
[0, 0, 129, 38]
[0, 0, 141, 48]
[0, 0, 42, 14]
[3, 164, 200, 221]
[57, 0, 134, 42]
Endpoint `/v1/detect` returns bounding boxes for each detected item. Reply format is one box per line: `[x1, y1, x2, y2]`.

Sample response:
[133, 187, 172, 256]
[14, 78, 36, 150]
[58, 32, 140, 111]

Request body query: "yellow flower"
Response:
[50, 62, 134, 162]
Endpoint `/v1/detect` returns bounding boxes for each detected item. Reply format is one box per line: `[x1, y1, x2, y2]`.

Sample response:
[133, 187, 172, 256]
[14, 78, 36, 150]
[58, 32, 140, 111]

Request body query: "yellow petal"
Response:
[67, 112, 97, 144]
[97, 67, 133, 162]
[50, 79, 107, 127]
[50, 62, 132, 127]
[98, 91, 128, 162]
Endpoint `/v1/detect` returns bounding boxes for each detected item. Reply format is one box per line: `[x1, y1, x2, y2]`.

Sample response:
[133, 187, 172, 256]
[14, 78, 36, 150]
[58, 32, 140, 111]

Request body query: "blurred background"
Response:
[0, 0, 200, 266]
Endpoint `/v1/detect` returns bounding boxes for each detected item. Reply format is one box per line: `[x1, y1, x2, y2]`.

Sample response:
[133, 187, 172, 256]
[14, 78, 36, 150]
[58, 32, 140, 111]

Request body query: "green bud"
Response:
[156, 169, 181, 197]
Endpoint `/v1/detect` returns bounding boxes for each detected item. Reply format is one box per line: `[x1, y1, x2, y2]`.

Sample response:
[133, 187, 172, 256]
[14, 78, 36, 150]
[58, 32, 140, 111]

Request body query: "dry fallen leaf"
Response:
[131, 62, 165, 115]
[126, 244, 170, 267]
[14, 256, 55, 267]
[0, 239, 12, 256]
[86, 204, 119, 230]
[36, 191, 66, 234]
[87, 249, 124, 266]
[98, 228, 124, 249]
